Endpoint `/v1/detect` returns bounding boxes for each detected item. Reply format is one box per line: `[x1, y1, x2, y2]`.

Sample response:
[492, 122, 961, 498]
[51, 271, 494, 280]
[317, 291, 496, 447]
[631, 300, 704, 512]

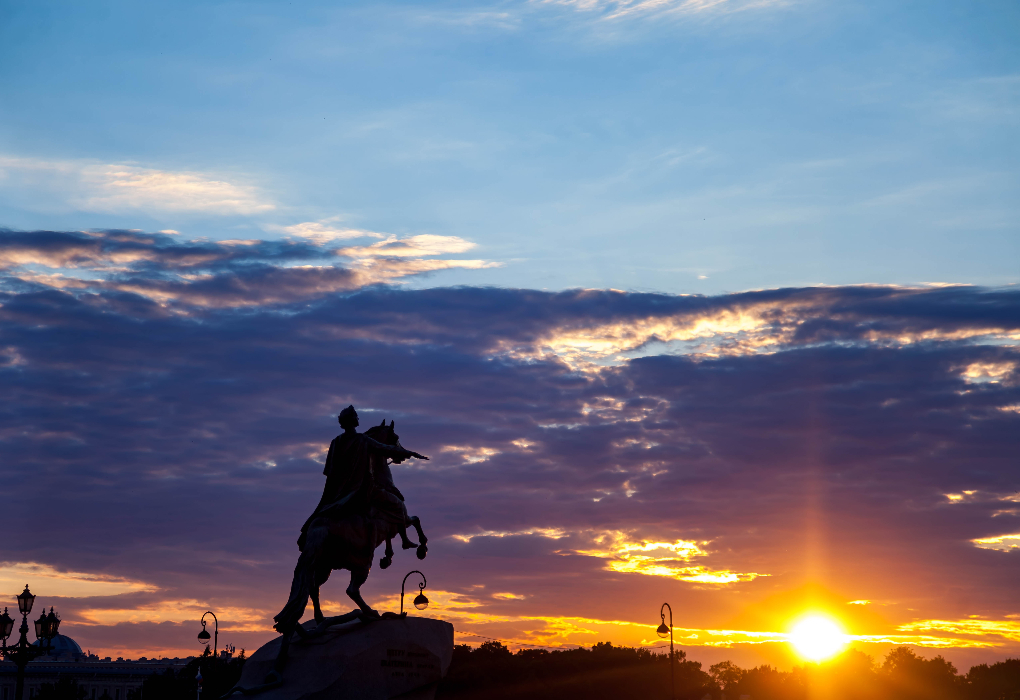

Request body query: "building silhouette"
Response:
[0, 633, 189, 700]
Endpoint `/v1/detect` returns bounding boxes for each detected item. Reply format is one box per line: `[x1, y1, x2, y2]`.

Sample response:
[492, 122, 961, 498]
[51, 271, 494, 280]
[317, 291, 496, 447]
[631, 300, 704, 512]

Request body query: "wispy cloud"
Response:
[0, 562, 157, 599]
[0, 156, 274, 215]
[537, 0, 787, 20]
[337, 234, 479, 258]
[268, 217, 386, 244]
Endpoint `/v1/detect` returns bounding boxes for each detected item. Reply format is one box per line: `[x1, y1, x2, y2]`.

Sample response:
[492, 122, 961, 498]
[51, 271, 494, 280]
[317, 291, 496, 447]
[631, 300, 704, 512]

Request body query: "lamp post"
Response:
[197, 611, 218, 658]
[400, 571, 429, 616]
[0, 585, 61, 700]
[656, 602, 675, 700]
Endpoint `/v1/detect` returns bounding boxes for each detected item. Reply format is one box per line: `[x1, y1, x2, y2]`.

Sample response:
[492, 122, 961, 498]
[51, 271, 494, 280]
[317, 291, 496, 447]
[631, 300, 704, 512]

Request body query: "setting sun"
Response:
[788, 615, 849, 662]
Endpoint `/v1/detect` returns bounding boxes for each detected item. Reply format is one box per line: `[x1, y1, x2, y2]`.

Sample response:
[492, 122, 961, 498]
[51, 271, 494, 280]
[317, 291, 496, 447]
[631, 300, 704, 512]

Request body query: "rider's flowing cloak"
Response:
[297, 431, 407, 550]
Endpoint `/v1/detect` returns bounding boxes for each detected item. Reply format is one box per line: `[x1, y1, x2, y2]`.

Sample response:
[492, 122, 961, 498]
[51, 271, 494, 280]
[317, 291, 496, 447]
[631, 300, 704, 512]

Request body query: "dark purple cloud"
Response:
[1, 229, 1018, 665]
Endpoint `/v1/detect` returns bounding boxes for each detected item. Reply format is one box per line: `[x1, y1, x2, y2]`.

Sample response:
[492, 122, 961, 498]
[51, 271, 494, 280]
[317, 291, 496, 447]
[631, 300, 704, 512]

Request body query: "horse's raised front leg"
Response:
[409, 515, 428, 559]
[399, 503, 418, 549]
[380, 538, 394, 569]
[399, 525, 418, 550]
[346, 567, 379, 618]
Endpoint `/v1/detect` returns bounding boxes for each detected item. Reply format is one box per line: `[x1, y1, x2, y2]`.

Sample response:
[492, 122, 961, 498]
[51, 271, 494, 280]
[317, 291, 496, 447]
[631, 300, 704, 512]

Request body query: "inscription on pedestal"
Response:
[378, 644, 441, 695]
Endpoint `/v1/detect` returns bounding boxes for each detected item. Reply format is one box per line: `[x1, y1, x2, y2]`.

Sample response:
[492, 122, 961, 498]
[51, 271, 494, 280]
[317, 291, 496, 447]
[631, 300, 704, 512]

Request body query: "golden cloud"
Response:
[971, 533, 1020, 552]
[897, 619, 1020, 644]
[487, 293, 1020, 370]
[509, 305, 774, 368]
[572, 531, 764, 584]
[74, 600, 269, 632]
[0, 562, 158, 599]
[440, 445, 502, 463]
[447, 528, 764, 584]
[961, 361, 1017, 384]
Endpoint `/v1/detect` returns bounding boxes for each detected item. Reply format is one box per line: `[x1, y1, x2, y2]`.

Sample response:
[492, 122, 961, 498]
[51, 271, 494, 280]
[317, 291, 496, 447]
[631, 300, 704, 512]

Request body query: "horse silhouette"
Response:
[270, 421, 428, 674]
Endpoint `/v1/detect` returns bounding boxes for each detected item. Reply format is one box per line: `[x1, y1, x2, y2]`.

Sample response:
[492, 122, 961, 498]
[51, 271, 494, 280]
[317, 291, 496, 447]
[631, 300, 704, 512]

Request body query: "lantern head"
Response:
[0, 608, 14, 641]
[17, 585, 35, 615]
[45, 608, 60, 638]
[34, 610, 47, 640]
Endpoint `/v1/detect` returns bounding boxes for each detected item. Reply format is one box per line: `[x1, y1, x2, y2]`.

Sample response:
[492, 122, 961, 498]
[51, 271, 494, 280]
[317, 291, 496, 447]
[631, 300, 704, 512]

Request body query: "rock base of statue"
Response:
[233, 615, 454, 700]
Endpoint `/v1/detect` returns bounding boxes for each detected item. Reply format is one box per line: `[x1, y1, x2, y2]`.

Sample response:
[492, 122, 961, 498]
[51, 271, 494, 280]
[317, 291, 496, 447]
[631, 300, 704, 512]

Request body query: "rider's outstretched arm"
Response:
[362, 435, 429, 461]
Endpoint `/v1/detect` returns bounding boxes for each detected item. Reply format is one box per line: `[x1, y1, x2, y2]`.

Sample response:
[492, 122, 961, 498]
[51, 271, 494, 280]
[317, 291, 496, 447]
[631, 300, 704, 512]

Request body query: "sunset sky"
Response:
[1, 0, 1018, 672]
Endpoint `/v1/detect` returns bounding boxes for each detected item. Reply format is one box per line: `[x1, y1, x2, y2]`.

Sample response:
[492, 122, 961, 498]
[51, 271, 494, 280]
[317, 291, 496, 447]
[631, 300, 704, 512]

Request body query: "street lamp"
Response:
[657, 602, 675, 700]
[0, 609, 14, 642]
[16, 587, 34, 616]
[400, 571, 428, 616]
[34, 610, 47, 640]
[197, 612, 218, 658]
[46, 609, 60, 637]
[1, 586, 60, 700]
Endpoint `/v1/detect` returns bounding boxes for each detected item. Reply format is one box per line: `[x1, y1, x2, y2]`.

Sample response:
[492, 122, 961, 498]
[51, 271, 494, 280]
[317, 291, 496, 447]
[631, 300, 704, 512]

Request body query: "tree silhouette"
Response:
[127, 653, 246, 700]
[967, 659, 1020, 700]
[438, 640, 714, 699]
[438, 644, 1020, 700]
[881, 646, 965, 700]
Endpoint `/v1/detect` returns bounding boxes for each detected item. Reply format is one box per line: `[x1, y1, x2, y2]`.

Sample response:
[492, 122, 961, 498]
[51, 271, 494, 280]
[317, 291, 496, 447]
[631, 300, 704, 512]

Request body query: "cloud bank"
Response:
[0, 228, 1017, 667]
[0, 227, 498, 308]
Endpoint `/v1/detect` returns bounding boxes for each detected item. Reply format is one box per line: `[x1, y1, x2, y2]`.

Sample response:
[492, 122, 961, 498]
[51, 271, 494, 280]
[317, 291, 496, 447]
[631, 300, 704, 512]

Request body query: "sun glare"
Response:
[788, 615, 848, 662]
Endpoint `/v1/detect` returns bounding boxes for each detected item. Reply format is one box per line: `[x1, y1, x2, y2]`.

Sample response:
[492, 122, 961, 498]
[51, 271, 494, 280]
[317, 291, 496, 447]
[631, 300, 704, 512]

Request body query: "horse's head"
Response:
[364, 419, 400, 446]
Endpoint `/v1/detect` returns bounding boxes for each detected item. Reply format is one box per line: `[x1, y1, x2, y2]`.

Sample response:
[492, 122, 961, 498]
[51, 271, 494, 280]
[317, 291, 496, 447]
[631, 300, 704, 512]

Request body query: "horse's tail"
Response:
[273, 551, 312, 633]
[274, 525, 325, 633]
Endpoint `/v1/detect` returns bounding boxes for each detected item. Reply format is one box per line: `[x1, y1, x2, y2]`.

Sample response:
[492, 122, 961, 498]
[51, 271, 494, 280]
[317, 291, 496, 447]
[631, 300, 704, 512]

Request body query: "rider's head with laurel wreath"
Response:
[338, 405, 359, 429]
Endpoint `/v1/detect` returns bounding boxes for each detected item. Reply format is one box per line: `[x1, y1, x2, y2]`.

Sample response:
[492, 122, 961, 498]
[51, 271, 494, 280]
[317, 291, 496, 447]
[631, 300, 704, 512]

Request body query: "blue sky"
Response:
[2, 0, 1017, 294]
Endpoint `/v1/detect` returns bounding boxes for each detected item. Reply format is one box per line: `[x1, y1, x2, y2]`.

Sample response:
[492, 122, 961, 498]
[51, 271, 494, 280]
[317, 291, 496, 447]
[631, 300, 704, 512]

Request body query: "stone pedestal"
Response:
[236, 616, 454, 700]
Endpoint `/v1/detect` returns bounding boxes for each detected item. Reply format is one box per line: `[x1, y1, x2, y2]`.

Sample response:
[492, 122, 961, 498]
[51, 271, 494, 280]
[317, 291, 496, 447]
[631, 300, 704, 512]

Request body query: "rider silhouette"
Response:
[297, 405, 426, 550]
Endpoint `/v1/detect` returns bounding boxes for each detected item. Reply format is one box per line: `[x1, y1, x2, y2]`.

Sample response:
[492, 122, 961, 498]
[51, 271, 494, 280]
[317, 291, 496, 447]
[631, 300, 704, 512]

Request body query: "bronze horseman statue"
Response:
[271, 405, 430, 675]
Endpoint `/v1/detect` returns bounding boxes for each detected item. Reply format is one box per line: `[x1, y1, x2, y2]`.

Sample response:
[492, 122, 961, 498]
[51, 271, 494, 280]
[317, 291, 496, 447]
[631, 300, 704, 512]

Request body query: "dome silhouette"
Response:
[33, 633, 84, 661]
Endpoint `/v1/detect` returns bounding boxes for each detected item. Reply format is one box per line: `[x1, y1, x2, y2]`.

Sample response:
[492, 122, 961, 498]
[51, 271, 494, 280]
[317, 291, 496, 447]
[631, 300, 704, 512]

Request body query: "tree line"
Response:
[31, 641, 1020, 700]
[436, 641, 1020, 700]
